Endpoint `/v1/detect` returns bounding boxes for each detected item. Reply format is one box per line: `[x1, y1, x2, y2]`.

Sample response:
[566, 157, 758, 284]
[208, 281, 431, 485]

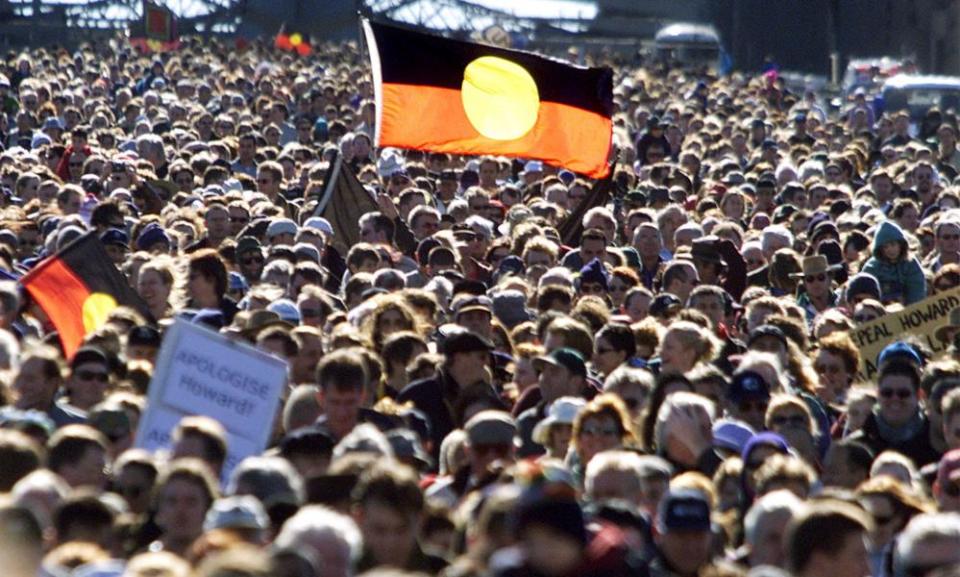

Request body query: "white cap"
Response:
[532, 396, 586, 445]
[304, 216, 334, 237]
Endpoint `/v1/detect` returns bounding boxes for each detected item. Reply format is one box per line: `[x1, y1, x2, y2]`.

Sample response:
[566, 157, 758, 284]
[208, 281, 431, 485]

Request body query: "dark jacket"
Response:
[398, 370, 504, 458]
[849, 411, 941, 467]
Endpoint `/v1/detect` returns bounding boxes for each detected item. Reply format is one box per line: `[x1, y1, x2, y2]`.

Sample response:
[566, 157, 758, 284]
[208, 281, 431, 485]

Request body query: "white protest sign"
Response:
[135, 319, 288, 481]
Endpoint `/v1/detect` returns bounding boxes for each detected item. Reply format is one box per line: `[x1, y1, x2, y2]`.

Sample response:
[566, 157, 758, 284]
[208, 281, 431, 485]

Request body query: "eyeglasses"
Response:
[241, 256, 264, 266]
[770, 414, 808, 428]
[579, 424, 620, 437]
[879, 388, 913, 400]
[77, 370, 109, 382]
[804, 273, 828, 283]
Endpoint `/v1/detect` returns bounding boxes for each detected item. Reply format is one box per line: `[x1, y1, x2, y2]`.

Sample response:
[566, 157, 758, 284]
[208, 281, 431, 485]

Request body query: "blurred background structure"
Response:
[1, 0, 960, 76]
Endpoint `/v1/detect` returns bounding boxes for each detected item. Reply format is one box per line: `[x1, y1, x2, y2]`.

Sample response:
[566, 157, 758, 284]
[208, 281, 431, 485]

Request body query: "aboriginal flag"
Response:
[362, 18, 614, 178]
[130, 1, 179, 53]
[314, 151, 380, 255]
[21, 233, 152, 359]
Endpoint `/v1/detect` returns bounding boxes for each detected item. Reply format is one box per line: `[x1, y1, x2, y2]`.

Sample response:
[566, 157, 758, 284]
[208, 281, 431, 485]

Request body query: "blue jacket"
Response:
[861, 221, 927, 305]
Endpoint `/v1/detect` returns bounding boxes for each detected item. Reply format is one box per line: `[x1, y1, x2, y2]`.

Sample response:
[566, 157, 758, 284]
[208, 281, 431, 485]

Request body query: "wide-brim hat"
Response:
[790, 254, 842, 278]
[935, 307, 960, 343]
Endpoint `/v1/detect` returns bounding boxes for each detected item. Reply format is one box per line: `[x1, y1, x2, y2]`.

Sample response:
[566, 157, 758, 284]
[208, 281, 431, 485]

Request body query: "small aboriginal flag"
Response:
[21, 233, 152, 359]
[362, 18, 614, 178]
[130, 1, 179, 53]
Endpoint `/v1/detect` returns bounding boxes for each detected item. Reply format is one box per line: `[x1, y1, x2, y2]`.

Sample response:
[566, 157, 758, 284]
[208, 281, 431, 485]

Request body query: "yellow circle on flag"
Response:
[82, 293, 117, 332]
[290, 33, 303, 47]
[461, 56, 540, 141]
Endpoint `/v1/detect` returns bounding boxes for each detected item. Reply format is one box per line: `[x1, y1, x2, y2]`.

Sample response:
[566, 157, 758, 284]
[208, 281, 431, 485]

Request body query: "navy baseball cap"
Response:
[877, 341, 923, 368]
[533, 347, 587, 378]
[657, 489, 712, 532]
[727, 370, 771, 403]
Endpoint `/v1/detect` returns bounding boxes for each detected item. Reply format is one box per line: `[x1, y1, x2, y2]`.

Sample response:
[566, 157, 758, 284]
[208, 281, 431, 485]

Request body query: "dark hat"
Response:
[279, 427, 336, 457]
[727, 370, 771, 403]
[657, 489, 712, 533]
[772, 204, 798, 224]
[100, 228, 128, 248]
[846, 273, 881, 302]
[811, 220, 840, 242]
[439, 169, 458, 181]
[496, 255, 525, 279]
[89, 405, 131, 440]
[877, 341, 923, 368]
[761, 139, 778, 151]
[789, 255, 842, 278]
[135, 222, 170, 251]
[515, 487, 587, 544]
[747, 325, 788, 349]
[236, 236, 262, 256]
[386, 428, 433, 469]
[453, 295, 493, 318]
[691, 236, 723, 264]
[756, 172, 777, 189]
[465, 410, 516, 446]
[533, 347, 587, 378]
[440, 325, 494, 356]
[492, 289, 533, 329]
[71, 346, 108, 370]
[579, 258, 610, 291]
[128, 325, 161, 348]
[649, 293, 682, 317]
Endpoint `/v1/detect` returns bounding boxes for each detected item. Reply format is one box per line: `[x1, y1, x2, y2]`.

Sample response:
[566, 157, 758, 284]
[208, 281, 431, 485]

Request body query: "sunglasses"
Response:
[770, 415, 808, 428]
[579, 424, 620, 437]
[880, 388, 913, 400]
[738, 400, 769, 413]
[77, 370, 109, 382]
[241, 256, 264, 266]
[595, 347, 617, 355]
[804, 273, 828, 283]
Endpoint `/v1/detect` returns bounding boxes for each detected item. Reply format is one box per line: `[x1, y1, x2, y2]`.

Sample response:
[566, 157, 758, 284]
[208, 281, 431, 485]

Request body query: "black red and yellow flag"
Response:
[21, 233, 152, 359]
[130, 1, 179, 53]
[362, 18, 614, 178]
[314, 151, 380, 255]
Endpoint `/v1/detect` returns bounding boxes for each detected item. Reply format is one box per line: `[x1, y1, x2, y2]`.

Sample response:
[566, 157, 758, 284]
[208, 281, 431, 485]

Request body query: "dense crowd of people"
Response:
[0, 29, 960, 577]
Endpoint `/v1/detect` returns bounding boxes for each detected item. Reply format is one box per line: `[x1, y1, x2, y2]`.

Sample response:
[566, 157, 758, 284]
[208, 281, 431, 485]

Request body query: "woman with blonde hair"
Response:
[656, 320, 722, 375]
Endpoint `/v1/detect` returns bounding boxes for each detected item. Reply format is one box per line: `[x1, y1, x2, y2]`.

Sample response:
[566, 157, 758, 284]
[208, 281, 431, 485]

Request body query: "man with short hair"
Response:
[741, 489, 805, 568]
[47, 425, 109, 489]
[516, 348, 589, 457]
[314, 349, 396, 441]
[894, 513, 960, 575]
[785, 501, 872, 577]
[561, 228, 608, 271]
[152, 458, 219, 557]
[354, 462, 447, 573]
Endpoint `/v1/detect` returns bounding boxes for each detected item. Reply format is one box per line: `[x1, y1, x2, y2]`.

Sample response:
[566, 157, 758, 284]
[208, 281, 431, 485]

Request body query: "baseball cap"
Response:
[727, 370, 771, 403]
[266, 218, 298, 239]
[877, 341, 923, 368]
[203, 495, 269, 532]
[453, 295, 493, 318]
[657, 489, 712, 532]
[127, 325, 161, 348]
[649, 293, 682, 318]
[747, 325, 788, 349]
[236, 236, 262, 256]
[439, 325, 494, 356]
[465, 410, 516, 446]
[533, 348, 587, 378]
[303, 216, 334, 237]
[100, 228, 129, 248]
[712, 419, 756, 454]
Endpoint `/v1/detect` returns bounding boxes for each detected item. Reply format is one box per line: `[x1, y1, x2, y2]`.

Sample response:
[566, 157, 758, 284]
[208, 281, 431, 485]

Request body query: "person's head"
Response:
[584, 449, 649, 506]
[351, 462, 423, 568]
[533, 347, 588, 403]
[593, 323, 636, 377]
[12, 344, 63, 412]
[658, 321, 720, 374]
[814, 332, 860, 405]
[821, 439, 874, 489]
[65, 347, 111, 412]
[654, 392, 715, 465]
[52, 491, 116, 548]
[661, 261, 699, 303]
[188, 249, 228, 302]
[744, 489, 806, 568]
[878, 360, 922, 428]
[856, 475, 933, 553]
[786, 501, 873, 577]
[603, 365, 654, 420]
[153, 458, 219, 548]
[894, 513, 960, 577]
[315, 350, 368, 439]
[572, 394, 634, 465]
[464, 410, 516, 474]
[579, 228, 607, 265]
[47, 425, 109, 489]
[654, 489, 714, 577]
[170, 416, 228, 477]
[687, 285, 727, 328]
[273, 505, 362, 577]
